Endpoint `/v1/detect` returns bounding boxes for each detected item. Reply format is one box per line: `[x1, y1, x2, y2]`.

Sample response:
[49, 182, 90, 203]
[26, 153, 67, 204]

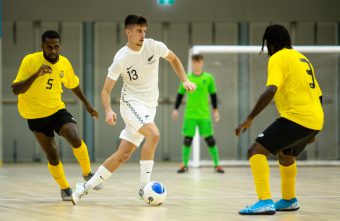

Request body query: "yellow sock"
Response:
[279, 161, 297, 200]
[48, 161, 70, 189]
[72, 140, 91, 176]
[249, 154, 272, 200]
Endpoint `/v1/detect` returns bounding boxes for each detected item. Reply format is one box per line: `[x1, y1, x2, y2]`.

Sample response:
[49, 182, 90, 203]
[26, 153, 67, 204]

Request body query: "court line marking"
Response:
[0, 195, 339, 202]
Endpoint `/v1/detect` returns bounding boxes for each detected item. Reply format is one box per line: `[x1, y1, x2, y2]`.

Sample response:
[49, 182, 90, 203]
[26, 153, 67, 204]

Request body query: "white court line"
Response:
[0, 195, 339, 202]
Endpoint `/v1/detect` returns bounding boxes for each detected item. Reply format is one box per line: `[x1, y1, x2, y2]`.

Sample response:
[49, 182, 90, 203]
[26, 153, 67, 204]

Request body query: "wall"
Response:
[3, 0, 340, 22]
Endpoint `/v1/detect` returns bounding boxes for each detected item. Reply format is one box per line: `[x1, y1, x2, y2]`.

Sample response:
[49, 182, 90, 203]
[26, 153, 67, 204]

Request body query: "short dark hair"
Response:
[261, 24, 292, 56]
[192, 54, 204, 61]
[125, 14, 148, 29]
[42, 30, 60, 42]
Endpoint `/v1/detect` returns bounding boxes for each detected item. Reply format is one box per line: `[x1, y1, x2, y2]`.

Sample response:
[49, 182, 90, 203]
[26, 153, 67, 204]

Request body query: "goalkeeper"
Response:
[172, 54, 224, 173]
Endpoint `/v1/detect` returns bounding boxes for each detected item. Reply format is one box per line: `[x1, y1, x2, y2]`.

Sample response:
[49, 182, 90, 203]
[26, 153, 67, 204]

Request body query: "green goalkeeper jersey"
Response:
[178, 72, 217, 119]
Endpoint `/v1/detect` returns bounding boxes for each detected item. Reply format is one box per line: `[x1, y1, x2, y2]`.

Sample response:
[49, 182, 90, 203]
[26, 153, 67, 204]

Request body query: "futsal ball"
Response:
[142, 181, 167, 206]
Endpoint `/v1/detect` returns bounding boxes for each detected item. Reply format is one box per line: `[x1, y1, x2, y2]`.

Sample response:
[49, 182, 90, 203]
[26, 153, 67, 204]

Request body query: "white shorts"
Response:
[119, 100, 156, 147]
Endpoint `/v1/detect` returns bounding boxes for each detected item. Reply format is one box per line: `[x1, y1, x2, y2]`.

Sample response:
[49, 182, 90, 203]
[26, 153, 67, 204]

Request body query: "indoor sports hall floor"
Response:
[0, 163, 339, 221]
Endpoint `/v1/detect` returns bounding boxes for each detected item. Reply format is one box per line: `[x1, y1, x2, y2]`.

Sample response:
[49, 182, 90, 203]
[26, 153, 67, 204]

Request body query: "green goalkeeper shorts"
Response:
[182, 118, 214, 137]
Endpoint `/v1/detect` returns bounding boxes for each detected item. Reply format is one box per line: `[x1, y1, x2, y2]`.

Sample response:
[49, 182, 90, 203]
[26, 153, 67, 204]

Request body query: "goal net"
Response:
[187, 45, 340, 167]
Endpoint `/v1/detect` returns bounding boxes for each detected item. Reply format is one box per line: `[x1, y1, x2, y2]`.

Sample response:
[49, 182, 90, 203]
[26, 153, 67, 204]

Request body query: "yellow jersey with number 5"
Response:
[266, 48, 324, 130]
[13, 52, 79, 119]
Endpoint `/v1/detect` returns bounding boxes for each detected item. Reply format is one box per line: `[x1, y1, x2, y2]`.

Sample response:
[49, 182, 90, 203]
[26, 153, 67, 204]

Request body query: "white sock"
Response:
[84, 165, 111, 190]
[140, 160, 154, 188]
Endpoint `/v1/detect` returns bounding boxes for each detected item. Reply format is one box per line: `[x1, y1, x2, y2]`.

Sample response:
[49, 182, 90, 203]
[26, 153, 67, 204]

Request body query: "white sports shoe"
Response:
[71, 183, 88, 205]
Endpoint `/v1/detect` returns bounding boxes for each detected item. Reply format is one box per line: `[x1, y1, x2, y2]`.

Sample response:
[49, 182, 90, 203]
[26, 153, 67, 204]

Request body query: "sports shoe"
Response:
[83, 172, 103, 190]
[71, 183, 88, 205]
[138, 188, 144, 200]
[239, 199, 276, 215]
[214, 166, 225, 174]
[275, 198, 300, 211]
[177, 164, 189, 173]
[60, 187, 72, 201]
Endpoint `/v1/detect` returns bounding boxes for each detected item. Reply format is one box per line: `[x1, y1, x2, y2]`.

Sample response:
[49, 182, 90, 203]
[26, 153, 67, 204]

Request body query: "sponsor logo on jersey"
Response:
[148, 54, 155, 64]
[148, 54, 154, 62]
[127, 65, 133, 70]
[59, 71, 64, 78]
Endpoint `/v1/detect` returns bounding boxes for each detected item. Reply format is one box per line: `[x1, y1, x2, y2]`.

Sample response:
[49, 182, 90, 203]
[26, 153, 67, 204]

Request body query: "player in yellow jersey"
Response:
[12, 30, 102, 201]
[235, 24, 324, 215]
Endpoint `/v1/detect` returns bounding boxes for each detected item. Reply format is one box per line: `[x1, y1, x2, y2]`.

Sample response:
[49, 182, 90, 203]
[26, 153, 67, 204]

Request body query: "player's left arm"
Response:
[209, 75, 220, 122]
[64, 60, 99, 119]
[235, 85, 277, 136]
[210, 93, 219, 122]
[163, 51, 196, 92]
[71, 86, 99, 119]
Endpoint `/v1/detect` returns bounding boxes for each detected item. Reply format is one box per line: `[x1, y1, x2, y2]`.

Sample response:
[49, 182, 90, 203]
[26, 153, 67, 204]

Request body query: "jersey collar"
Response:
[126, 40, 145, 55]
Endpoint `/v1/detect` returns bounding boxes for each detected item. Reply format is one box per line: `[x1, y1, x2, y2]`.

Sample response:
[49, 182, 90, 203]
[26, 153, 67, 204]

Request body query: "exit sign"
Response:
[157, 0, 175, 6]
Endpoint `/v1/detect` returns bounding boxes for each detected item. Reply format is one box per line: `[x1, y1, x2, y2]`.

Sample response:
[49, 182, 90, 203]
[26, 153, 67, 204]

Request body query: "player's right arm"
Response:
[235, 85, 277, 136]
[164, 51, 196, 92]
[172, 94, 184, 120]
[11, 65, 52, 95]
[172, 82, 186, 120]
[101, 77, 117, 126]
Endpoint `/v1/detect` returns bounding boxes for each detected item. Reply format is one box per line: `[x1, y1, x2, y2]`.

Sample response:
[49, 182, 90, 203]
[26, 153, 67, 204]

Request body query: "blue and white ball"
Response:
[143, 181, 167, 206]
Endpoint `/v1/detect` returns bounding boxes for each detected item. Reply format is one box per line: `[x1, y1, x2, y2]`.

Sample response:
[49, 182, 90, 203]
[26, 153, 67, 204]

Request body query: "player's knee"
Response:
[60, 123, 81, 146]
[117, 149, 133, 163]
[247, 143, 269, 159]
[183, 137, 193, 146]
[70, 137, 82, 148]
[278, 152, 295, 166]
[147, 128, 160, 143]
[45, 149, 60, 165]
[62, 129, 82, 147]
[204, 136, 216, 147]
[247, 145, 259, 159]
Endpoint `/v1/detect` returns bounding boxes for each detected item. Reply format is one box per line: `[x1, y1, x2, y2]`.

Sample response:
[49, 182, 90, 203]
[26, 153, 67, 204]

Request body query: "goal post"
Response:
[187, 45, 340, 167]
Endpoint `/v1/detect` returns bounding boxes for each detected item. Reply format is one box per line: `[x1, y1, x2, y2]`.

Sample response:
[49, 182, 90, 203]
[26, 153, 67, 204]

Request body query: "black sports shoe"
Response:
[138, 188, 144, 200]
[215, 166, 225, 174]
[60, 187, 72, 201]
[177, 164, 189, 173]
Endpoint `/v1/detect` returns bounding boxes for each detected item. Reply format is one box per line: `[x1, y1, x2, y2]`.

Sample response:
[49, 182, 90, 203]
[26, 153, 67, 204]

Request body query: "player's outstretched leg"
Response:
[33, 131, 72, 201]
[59, 122, 102, 190]
[275, 152, 300, 211]
[47, 161, 72, 201]
[72, 140, 137, 205]
[72, 165, 111, 205]
[239, 143, 275, 215]
[138, 123, 160, 198]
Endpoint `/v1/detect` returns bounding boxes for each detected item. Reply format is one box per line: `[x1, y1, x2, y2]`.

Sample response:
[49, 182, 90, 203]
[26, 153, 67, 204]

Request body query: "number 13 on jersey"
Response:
[127, 69, 138, 81]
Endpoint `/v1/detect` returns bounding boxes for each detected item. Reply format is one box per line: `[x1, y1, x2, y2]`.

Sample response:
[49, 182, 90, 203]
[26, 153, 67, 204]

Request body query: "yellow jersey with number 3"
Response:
[266, 48, 324, 130]
[13, 52, 79, 119]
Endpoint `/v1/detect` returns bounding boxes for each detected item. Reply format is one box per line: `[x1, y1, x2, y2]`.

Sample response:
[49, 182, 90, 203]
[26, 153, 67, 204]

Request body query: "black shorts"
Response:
[255, 117, 319, 156]
[27, 109, 77, 137]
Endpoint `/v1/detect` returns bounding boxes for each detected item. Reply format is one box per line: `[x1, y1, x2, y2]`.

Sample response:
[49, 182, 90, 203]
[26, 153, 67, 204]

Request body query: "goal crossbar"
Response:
[192, 45, 340, 54]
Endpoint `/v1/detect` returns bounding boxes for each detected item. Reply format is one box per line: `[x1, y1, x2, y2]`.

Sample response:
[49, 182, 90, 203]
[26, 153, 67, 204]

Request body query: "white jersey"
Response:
[107, 38, 169, 107]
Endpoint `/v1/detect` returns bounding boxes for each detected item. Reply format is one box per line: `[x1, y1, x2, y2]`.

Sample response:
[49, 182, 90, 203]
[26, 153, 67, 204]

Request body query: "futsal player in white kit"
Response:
[71, 14, 197, 205]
